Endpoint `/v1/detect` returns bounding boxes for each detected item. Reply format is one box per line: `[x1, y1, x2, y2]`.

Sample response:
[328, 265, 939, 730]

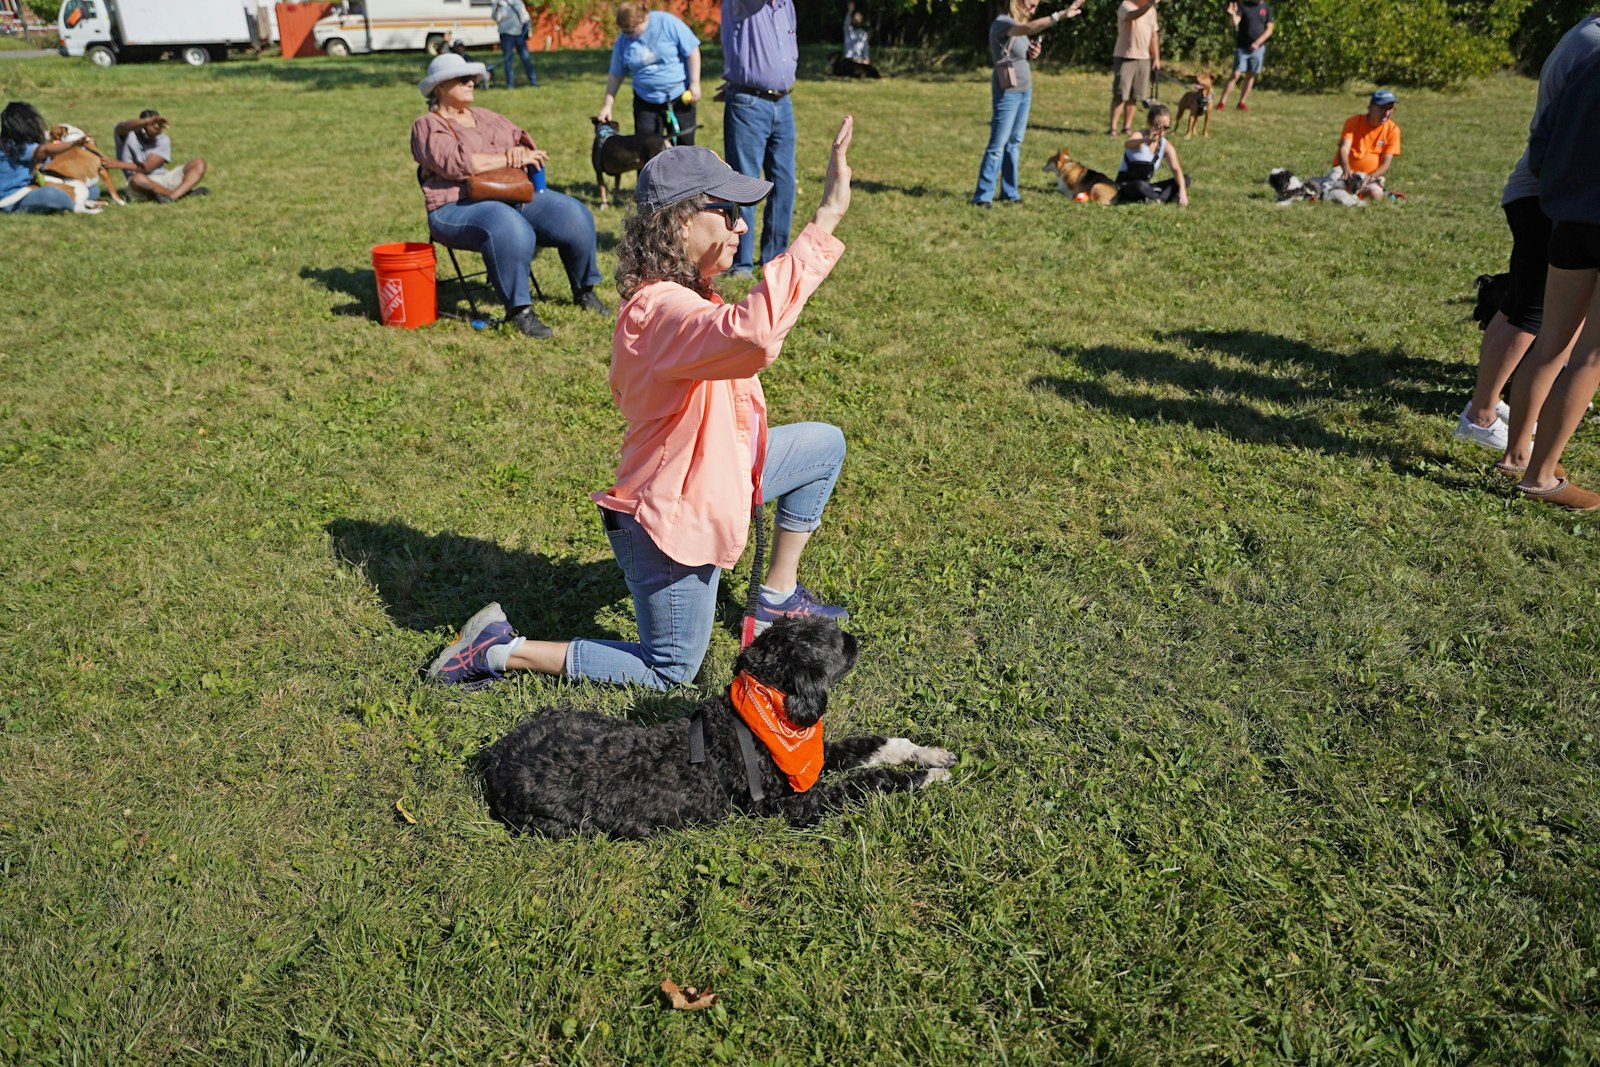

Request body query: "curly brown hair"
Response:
[615, 199, 719, 301]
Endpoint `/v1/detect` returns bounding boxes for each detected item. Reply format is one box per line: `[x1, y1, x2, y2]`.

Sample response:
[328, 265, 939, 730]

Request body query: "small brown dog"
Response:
[1174, 72, 1215, 139]
[37, 124, 125, 212]
[1042, 147, 1117, 204]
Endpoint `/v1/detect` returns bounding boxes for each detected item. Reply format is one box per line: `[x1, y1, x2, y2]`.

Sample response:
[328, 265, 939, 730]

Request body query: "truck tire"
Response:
[86, 44, 116, 67]
[323, 37, 350, 57]
[180, 44, 209, 66]
[425, 33, 445, 56]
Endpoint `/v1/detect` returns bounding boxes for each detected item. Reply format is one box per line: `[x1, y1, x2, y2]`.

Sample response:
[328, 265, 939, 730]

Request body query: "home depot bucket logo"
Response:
[380, 276, 406, 324]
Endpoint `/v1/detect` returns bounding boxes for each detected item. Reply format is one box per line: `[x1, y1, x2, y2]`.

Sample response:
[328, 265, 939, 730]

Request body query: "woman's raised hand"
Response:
[812, 115, 854, 234]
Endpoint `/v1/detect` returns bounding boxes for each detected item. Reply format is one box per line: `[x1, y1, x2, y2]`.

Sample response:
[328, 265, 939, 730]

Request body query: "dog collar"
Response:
[728, 671, 823, 793]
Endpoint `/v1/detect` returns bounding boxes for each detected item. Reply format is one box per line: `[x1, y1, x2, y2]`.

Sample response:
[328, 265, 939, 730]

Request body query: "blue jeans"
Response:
[499, 31, 538, 87]
[427, 190, 602, 310]
[723, 88, 796, 272]
[567, 421, 847, 690]
[1, 186, 73, 214]
[973, 87, 1031, 204]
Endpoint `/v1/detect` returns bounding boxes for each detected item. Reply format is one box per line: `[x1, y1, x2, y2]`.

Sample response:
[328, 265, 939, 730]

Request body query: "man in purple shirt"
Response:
[719, 0, 797, 277]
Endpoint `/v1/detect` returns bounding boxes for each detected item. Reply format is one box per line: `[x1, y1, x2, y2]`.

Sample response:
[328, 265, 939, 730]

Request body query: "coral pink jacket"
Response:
[592, 224, 845, 568]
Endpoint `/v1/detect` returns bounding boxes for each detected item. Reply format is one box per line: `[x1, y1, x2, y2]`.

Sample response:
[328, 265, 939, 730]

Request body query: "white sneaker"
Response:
[1455, 402, 1508, 451]
[1497, 399, 1511, 421]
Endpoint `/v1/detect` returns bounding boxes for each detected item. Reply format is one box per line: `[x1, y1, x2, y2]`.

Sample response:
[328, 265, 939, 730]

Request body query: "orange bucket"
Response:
[370, 242, 437, 328]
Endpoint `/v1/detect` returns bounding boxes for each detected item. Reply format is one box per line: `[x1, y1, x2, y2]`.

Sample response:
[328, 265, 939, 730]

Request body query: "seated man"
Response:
[1332, 89, 1401, 198]
[114, 110, 208, 203]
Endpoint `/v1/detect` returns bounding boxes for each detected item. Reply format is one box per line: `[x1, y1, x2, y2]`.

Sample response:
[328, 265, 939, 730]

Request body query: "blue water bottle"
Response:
[532, 164, 547, 192]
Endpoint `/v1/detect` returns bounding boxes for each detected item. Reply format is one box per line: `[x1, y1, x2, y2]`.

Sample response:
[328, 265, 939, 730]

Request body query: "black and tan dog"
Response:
[1174, 72, 1215, 139]
[479, 616, 956, 839]
[1042, 146, 1118, 204]
[590, 117, 668, 210]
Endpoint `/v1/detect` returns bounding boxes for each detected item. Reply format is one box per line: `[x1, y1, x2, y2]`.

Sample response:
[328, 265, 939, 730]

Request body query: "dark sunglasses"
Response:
[700, 200, 742, 229]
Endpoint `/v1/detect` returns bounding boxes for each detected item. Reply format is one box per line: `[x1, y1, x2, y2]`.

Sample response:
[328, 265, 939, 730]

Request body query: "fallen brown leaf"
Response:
[660, 978, 717, 1011]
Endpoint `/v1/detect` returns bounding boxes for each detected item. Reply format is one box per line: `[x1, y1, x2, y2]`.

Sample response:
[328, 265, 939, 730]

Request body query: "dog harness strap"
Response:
[732, 716, 766, 802]
[688, 708, 707, 764]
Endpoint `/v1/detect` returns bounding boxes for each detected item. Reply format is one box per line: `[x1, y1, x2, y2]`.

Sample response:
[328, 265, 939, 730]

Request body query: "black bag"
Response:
[1473, 272, 1510, 331]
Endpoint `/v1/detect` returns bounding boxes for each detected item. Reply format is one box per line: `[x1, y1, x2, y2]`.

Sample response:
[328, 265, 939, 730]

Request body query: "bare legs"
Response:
[1505, 266, 1597, 486]
[1464, 310, 1536, 428]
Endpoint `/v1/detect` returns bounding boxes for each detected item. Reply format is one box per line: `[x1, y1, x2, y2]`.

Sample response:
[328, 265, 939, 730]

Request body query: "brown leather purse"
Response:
[437, 114, 536, 204]
[466, 166, 534, 204]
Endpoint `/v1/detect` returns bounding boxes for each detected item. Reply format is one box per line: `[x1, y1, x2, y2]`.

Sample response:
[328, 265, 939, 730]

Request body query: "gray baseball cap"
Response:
[1369, 89, 1396, 107]
[635, 146, 772, 210]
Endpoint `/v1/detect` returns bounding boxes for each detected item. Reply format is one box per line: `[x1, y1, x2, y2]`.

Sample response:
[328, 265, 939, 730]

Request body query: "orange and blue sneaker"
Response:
[752, 584, 849, 635]
[427, 602, 519, 690]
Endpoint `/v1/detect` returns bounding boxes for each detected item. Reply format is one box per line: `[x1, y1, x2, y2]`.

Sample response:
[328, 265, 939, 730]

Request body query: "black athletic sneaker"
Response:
[507, 306, 553, 339]
[574, 288, 612, 317]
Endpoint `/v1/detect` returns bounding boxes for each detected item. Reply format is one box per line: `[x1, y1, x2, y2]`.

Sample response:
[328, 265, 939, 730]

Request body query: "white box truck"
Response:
[313, 0, 498, 57]
[58, 0, 271, 67]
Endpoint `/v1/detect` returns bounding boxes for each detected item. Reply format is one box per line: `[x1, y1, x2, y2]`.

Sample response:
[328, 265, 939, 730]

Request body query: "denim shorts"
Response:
[1234, 46, 1265, 74]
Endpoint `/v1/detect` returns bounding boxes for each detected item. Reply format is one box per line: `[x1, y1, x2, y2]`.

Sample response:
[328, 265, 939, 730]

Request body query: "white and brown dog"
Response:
[37, 124, 124, 213]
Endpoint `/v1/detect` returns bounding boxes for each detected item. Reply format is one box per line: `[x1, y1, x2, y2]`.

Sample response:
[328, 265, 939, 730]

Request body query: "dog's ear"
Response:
[781, 643, 832, 728]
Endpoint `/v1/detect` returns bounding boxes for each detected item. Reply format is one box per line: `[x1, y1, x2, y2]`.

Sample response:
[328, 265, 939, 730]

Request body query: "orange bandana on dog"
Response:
[729, 671, 823, 792]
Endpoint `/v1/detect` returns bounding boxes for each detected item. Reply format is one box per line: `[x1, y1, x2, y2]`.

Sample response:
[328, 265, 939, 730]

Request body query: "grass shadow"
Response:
[327, 518, 626, 638]
[299, 265, 376, 320]
[1034, 328, 1461, 474]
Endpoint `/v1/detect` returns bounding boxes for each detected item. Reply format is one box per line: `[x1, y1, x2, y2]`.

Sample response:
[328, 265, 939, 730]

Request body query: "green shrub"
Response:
[835, 0, 1533, 89]
[24, 0, 61, 23]
[1513, 0, 1594, 71]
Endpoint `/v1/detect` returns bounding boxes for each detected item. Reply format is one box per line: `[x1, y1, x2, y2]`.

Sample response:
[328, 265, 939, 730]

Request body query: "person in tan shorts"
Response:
[114, 111, 209, 203]
[1109, 0, 1161, 137]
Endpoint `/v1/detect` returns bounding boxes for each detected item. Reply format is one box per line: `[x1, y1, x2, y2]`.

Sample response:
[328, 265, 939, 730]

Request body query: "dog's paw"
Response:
[914, 745, 956, 769]
[920, 767, 952, 786]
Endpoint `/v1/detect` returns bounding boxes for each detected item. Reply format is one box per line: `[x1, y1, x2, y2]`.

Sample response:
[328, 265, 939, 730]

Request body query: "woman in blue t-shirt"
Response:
[971, 0, 1083, 207]
[597, 2, 701, 147]
[0, 102, 75, 215]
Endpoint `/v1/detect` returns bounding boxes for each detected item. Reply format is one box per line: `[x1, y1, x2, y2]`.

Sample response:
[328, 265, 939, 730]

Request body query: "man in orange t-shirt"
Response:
[1333, 89, 1401, 191]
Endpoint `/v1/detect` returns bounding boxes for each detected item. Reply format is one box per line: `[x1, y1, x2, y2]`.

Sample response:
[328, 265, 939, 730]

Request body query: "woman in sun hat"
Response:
[410, 50, 608, 338]
[429, 119, 858, 691]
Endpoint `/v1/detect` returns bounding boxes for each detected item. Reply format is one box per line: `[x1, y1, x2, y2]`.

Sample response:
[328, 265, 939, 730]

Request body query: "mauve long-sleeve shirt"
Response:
[410, 108, 536, 213]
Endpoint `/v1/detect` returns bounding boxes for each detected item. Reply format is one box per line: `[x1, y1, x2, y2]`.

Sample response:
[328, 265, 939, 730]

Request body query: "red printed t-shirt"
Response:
[1334, 113, 1401, 174]
[592, 224, 845, 569]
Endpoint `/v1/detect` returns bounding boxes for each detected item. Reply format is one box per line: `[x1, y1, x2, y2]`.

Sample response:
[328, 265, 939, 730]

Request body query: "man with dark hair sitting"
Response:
[114, 110, 209, 203]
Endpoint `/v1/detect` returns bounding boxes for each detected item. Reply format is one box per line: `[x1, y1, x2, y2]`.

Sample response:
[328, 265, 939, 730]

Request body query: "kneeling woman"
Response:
[411, 53, 610, 338]
[431, 120, 857, 691]
[1, 102, 76, 215]
[1116, 104, 1189, 206]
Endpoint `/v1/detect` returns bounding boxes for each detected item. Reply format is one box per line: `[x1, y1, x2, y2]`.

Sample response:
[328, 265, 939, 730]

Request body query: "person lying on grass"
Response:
[430, 119, 858, 691]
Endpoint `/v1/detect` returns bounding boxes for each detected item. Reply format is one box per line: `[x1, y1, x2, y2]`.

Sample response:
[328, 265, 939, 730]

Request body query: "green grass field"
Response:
[3, 45, 1597, 1065]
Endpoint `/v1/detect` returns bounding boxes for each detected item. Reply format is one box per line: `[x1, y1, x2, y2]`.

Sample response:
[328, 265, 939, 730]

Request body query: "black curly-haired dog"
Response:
[478, 616, 955, 838]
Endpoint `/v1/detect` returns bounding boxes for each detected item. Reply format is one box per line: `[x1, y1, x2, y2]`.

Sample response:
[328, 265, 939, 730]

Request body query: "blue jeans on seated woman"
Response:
[566, 421, 848, 690]
[1, 186, 74, 214]
[973, 87, 1031, 204]
[427, 190, 601, 310]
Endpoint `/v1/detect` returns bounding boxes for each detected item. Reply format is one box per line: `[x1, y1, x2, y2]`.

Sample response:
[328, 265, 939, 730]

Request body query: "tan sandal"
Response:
[1516, 477, 1600, 511]
[1493, 461, 1565, 479]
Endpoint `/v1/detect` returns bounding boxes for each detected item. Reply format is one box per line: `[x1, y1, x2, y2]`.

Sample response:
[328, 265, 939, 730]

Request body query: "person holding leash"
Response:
[598, 2, 702, 147]
[430, 120, 858, 691]
[972, 0, 1085, 208]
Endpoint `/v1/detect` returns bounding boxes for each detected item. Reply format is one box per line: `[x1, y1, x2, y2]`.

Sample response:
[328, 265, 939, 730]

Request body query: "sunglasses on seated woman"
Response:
[700, 200, 742, 229]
